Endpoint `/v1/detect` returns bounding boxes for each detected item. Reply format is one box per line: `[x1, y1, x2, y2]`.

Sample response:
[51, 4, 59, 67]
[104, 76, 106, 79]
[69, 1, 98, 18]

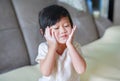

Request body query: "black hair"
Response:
[38, 4, 73, 35]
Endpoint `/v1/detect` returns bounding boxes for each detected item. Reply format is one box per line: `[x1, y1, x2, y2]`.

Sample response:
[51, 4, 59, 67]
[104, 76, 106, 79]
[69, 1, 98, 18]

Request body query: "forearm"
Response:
[40, 47, 57, 76]
[67, 44, 86, 74]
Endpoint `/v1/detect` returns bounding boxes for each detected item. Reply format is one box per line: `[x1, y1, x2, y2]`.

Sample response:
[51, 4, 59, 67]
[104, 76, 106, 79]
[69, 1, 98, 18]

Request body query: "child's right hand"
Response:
[44, 26, 58, 49]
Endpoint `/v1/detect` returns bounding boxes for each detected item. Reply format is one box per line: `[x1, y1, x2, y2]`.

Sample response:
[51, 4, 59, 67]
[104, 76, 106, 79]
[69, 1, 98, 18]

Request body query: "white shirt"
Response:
[35, 41, 82, 81]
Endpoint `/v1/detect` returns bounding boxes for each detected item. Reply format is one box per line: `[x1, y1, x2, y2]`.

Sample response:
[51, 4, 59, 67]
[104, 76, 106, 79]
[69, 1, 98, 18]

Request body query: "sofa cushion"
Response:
[81, 26, 120, 81]
[0, 0, 30, 74]
[0, 65, 40, 81]
[11, 0, 56, 65]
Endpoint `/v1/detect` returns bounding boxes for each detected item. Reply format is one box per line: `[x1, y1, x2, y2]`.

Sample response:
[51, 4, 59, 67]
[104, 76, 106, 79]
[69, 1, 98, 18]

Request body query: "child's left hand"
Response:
[66, 25, 76, 46]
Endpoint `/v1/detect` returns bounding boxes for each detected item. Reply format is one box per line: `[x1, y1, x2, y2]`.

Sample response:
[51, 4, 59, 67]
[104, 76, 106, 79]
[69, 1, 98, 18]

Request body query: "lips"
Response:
[60, 35, 68, 38]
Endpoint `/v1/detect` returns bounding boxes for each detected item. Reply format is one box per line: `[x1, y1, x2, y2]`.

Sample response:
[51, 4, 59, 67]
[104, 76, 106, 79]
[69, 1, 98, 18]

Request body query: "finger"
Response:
[51, 29, 54, 38]
[73, 25, 76, 31]
[49, 27, 55, 38]
[44, 26, 48, 35]
[70, 25, 76, 37]
[49, 27, 53, 36]
[46, 26, 51, 37]
[52, 30, 57, 40]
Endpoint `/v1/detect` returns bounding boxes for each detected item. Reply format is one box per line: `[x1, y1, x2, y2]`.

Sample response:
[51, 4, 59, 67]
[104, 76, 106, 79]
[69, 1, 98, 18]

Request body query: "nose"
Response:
[60, 26, 67, 34]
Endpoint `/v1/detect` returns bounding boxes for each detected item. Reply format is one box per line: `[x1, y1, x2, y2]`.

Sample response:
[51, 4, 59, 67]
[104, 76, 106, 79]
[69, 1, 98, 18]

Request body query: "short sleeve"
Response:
[35, 42, 48, 63]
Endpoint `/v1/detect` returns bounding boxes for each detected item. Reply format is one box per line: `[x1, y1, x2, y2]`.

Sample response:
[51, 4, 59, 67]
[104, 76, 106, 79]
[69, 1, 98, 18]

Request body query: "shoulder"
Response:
[36, 42, 48, 62]
[39, 42, 47, 47]
[38, 42, 48, 51]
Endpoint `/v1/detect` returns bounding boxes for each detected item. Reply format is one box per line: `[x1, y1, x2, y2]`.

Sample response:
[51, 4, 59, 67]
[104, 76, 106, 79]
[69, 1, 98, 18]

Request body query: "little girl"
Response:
[35, 4, 86, 81]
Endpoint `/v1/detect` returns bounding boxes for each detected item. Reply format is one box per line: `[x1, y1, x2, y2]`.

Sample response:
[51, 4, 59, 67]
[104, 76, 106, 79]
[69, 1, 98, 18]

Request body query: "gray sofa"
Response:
[0, 0, 114, 80]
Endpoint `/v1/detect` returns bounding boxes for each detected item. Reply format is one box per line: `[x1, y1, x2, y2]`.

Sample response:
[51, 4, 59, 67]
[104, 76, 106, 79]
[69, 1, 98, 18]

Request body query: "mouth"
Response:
[60, 35, 68, 39]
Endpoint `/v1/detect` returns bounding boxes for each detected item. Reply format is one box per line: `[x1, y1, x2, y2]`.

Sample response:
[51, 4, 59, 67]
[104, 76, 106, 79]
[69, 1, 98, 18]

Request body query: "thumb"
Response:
[52, 30, 57, 40]
[70, 25, 76, 37]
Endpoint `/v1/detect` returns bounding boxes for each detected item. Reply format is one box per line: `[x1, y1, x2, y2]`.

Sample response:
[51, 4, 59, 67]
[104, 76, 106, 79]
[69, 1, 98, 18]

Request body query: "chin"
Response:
[58, 40, 67, 44]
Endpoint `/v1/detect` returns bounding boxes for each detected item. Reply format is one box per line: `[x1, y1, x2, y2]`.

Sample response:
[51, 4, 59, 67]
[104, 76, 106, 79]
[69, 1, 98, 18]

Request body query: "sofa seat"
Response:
[0, 64, 40, 81]
[81, 26, 120, 81]
[0, 26, 120, 81]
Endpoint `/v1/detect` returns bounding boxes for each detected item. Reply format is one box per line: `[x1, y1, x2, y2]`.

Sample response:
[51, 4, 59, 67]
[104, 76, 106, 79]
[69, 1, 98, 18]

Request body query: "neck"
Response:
[56, 44, 66, 55]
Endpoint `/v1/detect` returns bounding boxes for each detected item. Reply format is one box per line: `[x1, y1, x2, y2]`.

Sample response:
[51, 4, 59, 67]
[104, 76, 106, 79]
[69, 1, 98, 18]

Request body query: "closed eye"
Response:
[64, 25, 69, 27]
[54, 27, 59, 30]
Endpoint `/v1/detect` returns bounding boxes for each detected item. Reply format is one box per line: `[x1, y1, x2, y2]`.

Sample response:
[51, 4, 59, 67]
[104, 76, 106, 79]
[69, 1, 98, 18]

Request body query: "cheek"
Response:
[53, 31, 59, 38]
[70, 29, 72, 33]
[55, 33, 60, 41]
[67, 28, 72, 34]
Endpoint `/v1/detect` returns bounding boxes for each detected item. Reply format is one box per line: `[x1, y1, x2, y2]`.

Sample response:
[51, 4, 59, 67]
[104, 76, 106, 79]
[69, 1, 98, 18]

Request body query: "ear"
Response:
[40, 29, 43, 35]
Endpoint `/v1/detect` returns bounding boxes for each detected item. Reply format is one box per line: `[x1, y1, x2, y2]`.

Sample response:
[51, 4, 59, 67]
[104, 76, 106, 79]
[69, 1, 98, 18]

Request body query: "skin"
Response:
[40, 17, 86, 76]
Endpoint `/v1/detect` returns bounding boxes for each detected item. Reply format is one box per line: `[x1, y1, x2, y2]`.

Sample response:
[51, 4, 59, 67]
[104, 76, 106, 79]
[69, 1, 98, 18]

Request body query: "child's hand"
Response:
[44, 26, 58, 49]
[66, 25, 76, 46]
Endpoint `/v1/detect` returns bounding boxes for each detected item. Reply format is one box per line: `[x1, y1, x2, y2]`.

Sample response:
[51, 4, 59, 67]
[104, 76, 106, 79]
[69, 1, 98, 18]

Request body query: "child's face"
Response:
[51, 17, 72, 44]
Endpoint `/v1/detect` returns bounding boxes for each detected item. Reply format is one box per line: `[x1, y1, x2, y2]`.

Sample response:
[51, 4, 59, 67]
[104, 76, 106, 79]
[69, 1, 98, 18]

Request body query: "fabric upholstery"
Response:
[95, 17, 113, 37]
[81, 26, 120, 81]
[0, 64, 40, 81]
[11, 0, 56, 64]
[0, 0, 29, 73]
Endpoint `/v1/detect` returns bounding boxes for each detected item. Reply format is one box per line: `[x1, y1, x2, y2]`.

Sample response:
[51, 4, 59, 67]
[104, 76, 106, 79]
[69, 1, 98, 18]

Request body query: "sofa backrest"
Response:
[11, 0, 57, 65]
[0, 0, 29, 73]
